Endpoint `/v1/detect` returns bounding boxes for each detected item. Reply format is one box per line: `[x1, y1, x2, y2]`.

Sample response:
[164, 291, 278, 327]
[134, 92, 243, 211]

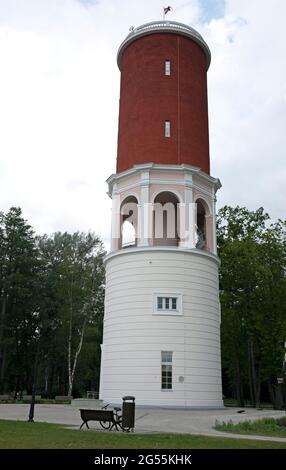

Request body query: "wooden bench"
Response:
[55, 396, 72, 402]
[79, 408, 116, 430]
[86, 391, 99, 399]
[22, 395, 41, 402]
[0, 394, 11, 401]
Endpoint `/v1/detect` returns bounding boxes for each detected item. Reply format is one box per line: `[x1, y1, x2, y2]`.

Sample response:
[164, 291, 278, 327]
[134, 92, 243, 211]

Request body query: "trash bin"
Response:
[122, 396, 135, 429]
[274, 377, 286, 410]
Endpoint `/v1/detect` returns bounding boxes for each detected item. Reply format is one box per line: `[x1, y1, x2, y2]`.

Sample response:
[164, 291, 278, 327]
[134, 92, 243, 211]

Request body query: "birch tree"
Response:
[42, 232, 105, 397]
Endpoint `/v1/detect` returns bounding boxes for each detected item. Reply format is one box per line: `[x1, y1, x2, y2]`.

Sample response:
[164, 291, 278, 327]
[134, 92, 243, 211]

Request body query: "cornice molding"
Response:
[107, 163, 221, 197]
[105, 245, 220, 265]
[117, 21, 211, 70]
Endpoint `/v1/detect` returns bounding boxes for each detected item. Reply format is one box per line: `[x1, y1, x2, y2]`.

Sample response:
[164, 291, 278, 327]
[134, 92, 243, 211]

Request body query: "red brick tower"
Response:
[116, 22, 211, 174]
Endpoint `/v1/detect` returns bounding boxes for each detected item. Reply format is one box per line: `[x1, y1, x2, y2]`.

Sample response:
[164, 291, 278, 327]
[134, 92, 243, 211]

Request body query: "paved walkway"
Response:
[1, 404, 286, 443]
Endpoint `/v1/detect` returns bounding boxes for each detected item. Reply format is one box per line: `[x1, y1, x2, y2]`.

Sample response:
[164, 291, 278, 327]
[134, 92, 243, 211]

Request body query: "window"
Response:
[165, 60, 171, 76]
[165, 121, 171, 138]
[161, 351, 173, 390]
[157, 296, 177, 311]
[157, 297, 163, 310]
[154, 293, 182, 315]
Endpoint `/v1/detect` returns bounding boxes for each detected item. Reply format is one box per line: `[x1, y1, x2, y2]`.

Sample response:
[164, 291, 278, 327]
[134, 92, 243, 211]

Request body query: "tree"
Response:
[38, 232, 105, 397]
[0, 207, 40, 395]
[218, 206, 286, 407]
[0, 207, 106, 398]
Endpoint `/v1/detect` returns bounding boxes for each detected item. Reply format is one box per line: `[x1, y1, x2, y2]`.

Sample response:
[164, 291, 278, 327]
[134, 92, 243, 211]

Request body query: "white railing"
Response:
[127, 21, 203, 42]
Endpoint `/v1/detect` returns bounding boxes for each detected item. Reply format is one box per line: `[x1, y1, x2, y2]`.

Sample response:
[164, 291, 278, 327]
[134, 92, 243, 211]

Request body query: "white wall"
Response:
[100, 247, 223, 408]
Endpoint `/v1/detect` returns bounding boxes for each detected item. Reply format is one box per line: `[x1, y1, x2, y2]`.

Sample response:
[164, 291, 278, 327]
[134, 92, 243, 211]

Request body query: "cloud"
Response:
[0, 0, 119, 244]
[0, 0, 285, 250]
[203, 0, 286, 221]
[198, 0, 226, 22]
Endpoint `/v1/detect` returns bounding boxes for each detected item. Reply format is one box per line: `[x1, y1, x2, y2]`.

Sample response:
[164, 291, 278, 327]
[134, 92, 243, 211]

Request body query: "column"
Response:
[138, 171, 150, 247]
[110, 189, 121, 252]
[179, 174, 195, 248]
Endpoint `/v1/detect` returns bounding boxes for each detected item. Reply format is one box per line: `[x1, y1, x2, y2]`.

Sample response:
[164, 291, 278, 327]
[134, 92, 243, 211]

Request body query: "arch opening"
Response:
[153, 191, 180, 247]
[195, 198, 211, 251]
[120, 195, 138, 249]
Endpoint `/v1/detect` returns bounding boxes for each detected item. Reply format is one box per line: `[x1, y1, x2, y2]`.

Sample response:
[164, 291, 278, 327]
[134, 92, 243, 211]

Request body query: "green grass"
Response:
[215, 417, 286, 438]
[0, 420, 286, 449]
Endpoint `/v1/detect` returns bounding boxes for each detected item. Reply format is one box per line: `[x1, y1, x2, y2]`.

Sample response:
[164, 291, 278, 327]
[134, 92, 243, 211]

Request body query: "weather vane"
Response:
[163, 6, 172, 20]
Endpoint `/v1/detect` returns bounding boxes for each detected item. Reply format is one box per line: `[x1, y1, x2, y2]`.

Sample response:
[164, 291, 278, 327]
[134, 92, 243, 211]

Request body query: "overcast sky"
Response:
[0, 0, 285, 249]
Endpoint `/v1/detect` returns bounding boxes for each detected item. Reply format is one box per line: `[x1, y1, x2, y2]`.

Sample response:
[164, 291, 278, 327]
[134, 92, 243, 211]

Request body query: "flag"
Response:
[164, 6, 172, 15]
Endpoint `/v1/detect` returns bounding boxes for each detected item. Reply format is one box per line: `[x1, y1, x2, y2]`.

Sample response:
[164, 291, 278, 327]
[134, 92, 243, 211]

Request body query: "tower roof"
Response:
[117, 20, 211, 70]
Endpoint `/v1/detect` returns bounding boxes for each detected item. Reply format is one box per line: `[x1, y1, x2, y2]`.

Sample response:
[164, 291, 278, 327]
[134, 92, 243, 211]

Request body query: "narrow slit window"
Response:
[165, 121, 171, 138]
[161, 351, 173, 390]
[165, 60, 171, 76]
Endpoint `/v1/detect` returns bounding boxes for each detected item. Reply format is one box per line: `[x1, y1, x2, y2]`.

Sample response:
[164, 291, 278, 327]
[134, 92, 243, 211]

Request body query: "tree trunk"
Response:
[267, 379, 283, 409]
[235, 358, 245, 407]
[0, 345, 7, 392]
[14, 377, 20, 400]
[67, 314, 88, 397]
[68, 320, 72, 396]
[0, 295, 7, 393]
[59, 368, 66, 395]
[255, 368, 261, 408]
[47, 363, 54, 398]
[248, 353, 254, 405]
[248, 335, 257, 407]
[67, 280, 74, 398]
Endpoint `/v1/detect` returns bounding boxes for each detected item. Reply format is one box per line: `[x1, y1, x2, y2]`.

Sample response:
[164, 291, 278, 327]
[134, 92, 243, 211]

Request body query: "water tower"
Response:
[99, 21, 223, 408]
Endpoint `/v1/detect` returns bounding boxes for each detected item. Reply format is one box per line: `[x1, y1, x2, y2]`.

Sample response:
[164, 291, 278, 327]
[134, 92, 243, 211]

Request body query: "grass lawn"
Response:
[0, 420, 286, 449]
[215, 417, 286, 438]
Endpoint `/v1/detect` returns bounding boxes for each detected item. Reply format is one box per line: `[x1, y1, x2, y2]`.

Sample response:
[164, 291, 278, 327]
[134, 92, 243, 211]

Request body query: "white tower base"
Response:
[99, 247, 223, 408]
